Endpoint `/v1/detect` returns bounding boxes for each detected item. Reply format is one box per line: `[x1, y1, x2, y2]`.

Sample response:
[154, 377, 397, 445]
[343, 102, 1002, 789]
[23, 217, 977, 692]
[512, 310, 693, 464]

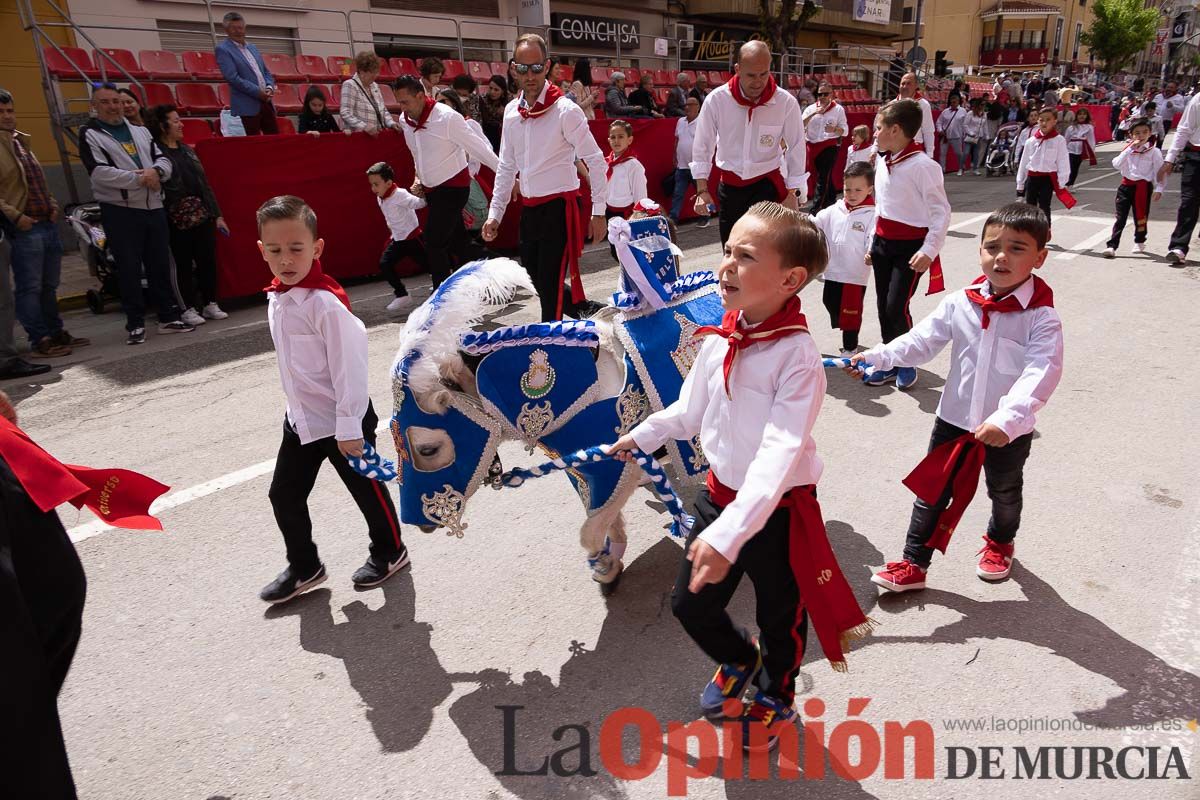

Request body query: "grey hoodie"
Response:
[79, 119, 173, 210]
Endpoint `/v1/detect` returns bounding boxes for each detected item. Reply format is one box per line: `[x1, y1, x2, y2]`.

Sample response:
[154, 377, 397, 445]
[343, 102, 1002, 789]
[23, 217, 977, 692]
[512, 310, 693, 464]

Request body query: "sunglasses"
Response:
[817, 92, 831, 97]
[510, 60, 547, 75]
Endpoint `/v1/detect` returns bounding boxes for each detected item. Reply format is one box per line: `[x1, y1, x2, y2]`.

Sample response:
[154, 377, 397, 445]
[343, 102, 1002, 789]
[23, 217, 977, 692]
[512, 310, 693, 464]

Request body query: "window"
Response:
[1073, 22, 1082, 60]
[157, 20, 298, 55]
[903, 6, 914, 22]
[1053, 18, 1063, 58]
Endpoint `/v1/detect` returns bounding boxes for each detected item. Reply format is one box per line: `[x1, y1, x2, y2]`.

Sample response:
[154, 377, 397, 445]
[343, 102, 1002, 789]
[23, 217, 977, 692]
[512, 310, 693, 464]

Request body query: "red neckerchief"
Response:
[605, 149, 636, 180]
[694, 294, 808, 397]
[381, 183, 398, 199]
[264, 258, 352, 311]
[964, 275, 1055, 329]
[1033, 127, 1059, 141]
[850, 139, 872, 152]
[729, 74, 777, 122]
[517, 82, 563, 120]
[403, 95, 436, 131]
[882, 140, 924, 171]
[0, 416, 169, 530]
[1126, 139, 1155, 155]
[844, 195, 875, 213]
[913, 90, 924, 101]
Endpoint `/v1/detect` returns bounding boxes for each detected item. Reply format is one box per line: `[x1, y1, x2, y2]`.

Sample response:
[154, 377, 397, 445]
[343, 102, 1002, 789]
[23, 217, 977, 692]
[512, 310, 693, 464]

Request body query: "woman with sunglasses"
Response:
[802, 82, 848, 213]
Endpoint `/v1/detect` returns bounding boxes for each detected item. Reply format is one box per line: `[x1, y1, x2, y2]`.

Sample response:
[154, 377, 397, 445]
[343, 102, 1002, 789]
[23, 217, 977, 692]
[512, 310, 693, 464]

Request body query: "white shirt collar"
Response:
[972, 276, 1036, 307]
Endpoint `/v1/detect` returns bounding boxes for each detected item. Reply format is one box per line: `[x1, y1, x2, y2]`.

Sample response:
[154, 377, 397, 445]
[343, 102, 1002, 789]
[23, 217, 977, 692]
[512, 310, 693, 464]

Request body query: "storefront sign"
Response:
[853, 0, 893, 26]
[550, 12, 640, 48]
[683, 24, 761, 64]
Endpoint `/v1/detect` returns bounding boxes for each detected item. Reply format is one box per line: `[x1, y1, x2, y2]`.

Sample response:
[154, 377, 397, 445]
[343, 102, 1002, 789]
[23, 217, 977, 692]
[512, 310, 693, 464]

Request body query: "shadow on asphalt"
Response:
[822, 366, 946, 419]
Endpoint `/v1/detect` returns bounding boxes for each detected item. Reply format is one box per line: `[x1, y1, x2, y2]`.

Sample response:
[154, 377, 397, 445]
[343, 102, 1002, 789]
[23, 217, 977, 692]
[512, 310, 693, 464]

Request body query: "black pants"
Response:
[1023, 174, 1055, 227]
[423, 183, 470, 288]
[168, 217, 218, 311]
[519, 198, 580, 321]
[672, 490, 810, 705]
[903, 417, 1033, 568]
[822, 279, 862, 351]
[379, 238, 427, 297]
[1067, 153, 1083, 186]
[99, 204, 183, 331]
[870, 235, 924, 344]
[809, 144, 840, 214]
[1107, 181, 1153, 248]
[0, 455, 87, 799]
[1168, 150, 1200, 255]
[268, 403, 404, 575]
[717, 178, 780, 245]
[240, 101, 279, 136]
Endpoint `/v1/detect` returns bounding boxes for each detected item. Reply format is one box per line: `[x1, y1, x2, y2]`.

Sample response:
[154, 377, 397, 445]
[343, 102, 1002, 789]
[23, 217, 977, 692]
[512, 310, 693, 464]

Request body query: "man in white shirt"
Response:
[670, 96, 701, 223]
[481, 34, 608, 320]
[898, 72, 936, 158]
[1154, 81, 1186, 135]
[395, 75, 498, 287]
[802, 81, 848, 213]
[1158, 89, 1200, 263]
[691, 40, 807, 244]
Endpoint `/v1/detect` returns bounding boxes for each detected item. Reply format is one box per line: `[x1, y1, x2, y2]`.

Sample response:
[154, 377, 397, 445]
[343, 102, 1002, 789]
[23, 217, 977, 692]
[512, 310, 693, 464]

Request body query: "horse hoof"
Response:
[599, 571, 622, 596]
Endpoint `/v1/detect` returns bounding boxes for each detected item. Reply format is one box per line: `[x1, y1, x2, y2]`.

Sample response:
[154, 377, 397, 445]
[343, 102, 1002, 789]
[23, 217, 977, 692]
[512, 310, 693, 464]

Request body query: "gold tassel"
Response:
[839, 617, 880, 651]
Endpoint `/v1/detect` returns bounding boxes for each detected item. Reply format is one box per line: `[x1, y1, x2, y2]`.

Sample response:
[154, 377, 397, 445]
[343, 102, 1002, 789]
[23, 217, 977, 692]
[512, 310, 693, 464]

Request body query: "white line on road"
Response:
[949, 212, 992, 233]
[1069, 170, 1121, 189]
[1054, 227, 1115, 260]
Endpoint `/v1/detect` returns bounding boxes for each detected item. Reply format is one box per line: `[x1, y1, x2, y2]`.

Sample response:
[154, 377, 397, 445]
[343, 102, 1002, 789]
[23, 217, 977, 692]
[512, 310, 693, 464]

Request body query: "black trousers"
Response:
[379, 238, 427, 297]
[519, 198, 580, 321]
[0, 455, 87, 799]
[1107, 181, 1153, 248]
[870, 235, 924, 344]
[672, 490, 810, 705]
[717, 178, 780, 245]
[809, 144, 840, 214]
[1168, 150, 1200, 255]
[268, 403, 404, 575]
[902, 417, 1033, 568]
[423, 183, 470, 288]
[99, 203, 183, 331]
[822, 279, 862, 351]
[168, 217, 218, 311]
[1023, 174, 1055, 227]
[1067, 153, 1083, 186]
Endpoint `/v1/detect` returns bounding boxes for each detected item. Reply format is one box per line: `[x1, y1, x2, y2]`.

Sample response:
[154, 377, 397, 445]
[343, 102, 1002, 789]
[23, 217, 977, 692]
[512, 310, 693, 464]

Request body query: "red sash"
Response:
[1069, 131, 1097, 165]
[432, 167, 470, 189]
[874, 217, 945, 295]
[264, 258, 352, 311]
[836, 283, 866, 331]
[606, 204, 634, 218]
[402, 96, 436, 131]
[0, 416, 169, 530]
[807, 137, 841, 164]
[729, 74, 777, 123]
[1027, 171, 1077, 209]
[1121, 177, 1154, 230]
[706, 473, 873, 672]
[903, 434, 987, 553]
[517, 82, 564, 120]
[525, 190, 586, 317]
[720, 168, 787, 202]
[693, 295, 809, 396]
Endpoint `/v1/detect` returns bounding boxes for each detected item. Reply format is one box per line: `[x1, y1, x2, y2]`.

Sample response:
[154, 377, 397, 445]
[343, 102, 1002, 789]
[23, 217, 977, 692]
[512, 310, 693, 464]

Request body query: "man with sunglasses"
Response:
[691, 40, 807, 244]
[482, 34, 608, 321]
[802, 82, 848, 213]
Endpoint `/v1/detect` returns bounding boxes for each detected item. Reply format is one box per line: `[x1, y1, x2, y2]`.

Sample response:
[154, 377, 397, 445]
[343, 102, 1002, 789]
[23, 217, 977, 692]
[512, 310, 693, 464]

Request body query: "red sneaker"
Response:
[976, 536, 1014, 581]
[871, 560, 927, 592]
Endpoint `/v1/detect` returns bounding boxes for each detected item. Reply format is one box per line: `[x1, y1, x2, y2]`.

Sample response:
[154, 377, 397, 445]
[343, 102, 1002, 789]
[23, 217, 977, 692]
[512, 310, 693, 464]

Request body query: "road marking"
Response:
[948, 212, 992, 233]
[1075, 187, 1178, 194]
[1054, 227, 1115, 260]
[1069, 170, 1121, 189]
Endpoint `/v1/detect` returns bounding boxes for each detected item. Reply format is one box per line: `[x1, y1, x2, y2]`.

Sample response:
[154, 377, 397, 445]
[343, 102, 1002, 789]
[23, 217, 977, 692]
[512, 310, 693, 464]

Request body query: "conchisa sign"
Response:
[550, 12, 640, 48]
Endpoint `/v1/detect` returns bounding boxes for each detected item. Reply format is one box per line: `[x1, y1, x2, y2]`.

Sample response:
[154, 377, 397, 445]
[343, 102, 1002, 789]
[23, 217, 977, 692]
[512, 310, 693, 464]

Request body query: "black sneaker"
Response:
[126, 327, 146, 345]
[259, 563, 327, 604]
[351, 548, 410, 588]
[158, 321, 195, 334]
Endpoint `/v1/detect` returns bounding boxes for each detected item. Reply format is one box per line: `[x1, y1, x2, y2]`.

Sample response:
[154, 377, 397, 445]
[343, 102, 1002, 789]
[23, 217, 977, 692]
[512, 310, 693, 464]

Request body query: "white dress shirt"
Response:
[1166, 92, 1200, 163]
[690, 82, 808, 192]
[631, 329, 825, 563]
[268, 288, 370, 444]
[466, 117, 488, 177]
[845, 144, 873, 170]
[400, 102, 498, 188]
[861, 277, 1063, 440]
[1015, 133, 1070, 191]
[814, 200, 873, 285]
[802, 101, 848, 143]
[606, 157, 648, 209]
[936, 106, 967, 140]
[872, 151, 951, 261]
[675, 116, 697, 168]
[1064, 123, 1096, 156]
[1113, 142, 1166, 191]
[235, 42, 267, 90]
[913, 96, 936, 157]
[1153, 92, 1186, 121]
[377, 187, 426, 241]
[488, 82, 608, 222]
[962, 112, 988, 141]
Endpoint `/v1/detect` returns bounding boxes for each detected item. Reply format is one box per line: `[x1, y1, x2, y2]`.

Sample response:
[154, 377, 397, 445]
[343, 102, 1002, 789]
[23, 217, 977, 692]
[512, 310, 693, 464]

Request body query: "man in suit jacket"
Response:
[214, 11, 278, 135]
[665, 72, 690, 117]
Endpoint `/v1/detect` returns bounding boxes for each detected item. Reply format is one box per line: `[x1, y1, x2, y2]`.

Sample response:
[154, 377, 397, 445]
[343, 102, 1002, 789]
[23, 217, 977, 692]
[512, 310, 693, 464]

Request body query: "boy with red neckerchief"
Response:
[257, 195, 409, 605]
[850, 204, 1064, 593]
[814, 161, 875, 356]
[865, 99, 951, 391]
[609, 202, 872, 751]
[1016, 108, 1073, 226]
[603, 121, 648, 228]
[367, 161, 427, 312]
[1103, 118, 1165, 258]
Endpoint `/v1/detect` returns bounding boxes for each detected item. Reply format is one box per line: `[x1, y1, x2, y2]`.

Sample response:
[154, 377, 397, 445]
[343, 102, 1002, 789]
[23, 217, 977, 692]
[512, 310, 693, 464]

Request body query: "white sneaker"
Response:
[180, 308, 206, 326]
[973, 169, 981, 176]
[386, 295, 414, 313]
[956, 169, 963, 176]
[1131, 242, 1146, 254]
[1102, 247, 1116, 259]
[1168, 249, 1187, 264]
[202, 302, 229, 320]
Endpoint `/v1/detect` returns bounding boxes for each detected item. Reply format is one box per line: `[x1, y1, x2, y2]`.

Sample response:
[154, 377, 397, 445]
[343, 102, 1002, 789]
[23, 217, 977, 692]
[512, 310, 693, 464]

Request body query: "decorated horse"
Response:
[387, 211, 723, 592]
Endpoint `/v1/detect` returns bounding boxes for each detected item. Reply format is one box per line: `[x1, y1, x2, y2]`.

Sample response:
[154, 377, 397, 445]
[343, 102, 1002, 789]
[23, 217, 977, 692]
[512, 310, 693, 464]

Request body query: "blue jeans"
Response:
[670, 168, 693, 222]
[9, 220, 64, 345]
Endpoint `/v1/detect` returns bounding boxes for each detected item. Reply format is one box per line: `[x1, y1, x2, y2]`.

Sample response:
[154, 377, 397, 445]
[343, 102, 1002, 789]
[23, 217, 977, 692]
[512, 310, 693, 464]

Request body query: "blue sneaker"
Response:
[738, 690, 799, 751]
[864, 366, 898, 386]
[896, 367, 918, 390]
[699, 638, 762, 720]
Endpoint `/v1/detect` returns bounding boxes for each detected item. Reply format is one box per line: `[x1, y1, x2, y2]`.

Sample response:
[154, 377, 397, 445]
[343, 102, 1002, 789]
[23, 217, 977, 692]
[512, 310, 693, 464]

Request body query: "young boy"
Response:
[1103, 118, 1165, 258]
[1016, 108, 1072, 226]
[257, 195, 409, 604]
[604, 120, 648, 221]
[814, 161, 874, 356]
[867, 99, 951, 390]
[609, 202, 871, 748]
[851, 203, 1064, 592]
[1142, 102, 1166, 148]
[845, 124, 873, 171]
[368, 162, 427, 313]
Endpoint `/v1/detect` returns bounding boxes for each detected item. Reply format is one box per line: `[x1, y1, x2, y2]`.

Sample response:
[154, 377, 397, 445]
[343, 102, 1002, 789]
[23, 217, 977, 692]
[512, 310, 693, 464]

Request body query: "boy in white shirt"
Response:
[256, 195, 409, 605]
[1103, 118, 1165, 257]
[814, 161, 874, 356]
[1016, 108, 1073, 225]
[609, 202, 871, 749]
[1063, 106, 1097, 186]
[604, 120, 648, 220]
[845, 125, 873, 171]
[850, 204, 1063, 592]
[367, 162, 427, 313]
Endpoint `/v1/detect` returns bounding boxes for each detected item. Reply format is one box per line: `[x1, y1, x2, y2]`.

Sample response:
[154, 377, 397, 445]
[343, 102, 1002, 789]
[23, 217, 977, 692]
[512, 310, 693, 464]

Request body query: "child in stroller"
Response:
[985, 121, 1023, 177]
[65, 202, 131, 315]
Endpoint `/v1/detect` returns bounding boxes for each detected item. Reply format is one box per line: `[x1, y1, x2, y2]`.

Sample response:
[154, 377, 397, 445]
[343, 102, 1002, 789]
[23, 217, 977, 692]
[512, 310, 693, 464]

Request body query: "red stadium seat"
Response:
[217, 84, 232, 108]
[653, 88, 669, 108]
[707, 70, 724, 85]
[468, 61, 491, 81]
[262, 53, 303, 82]
[719, 71, 732, 83]
[96, 48, 148, 80]
[390, 57, 417, 76]
[303, 84, 339, 112]
[591, 67, 612, 84]
[174, 84, 221, 115]
[182, 51, 222, 80]
[377, 58, 397, 81]
[180, 118, 214, 145]
[327, 56, 354, 79]
[133, 82, 176, 109]
[654, 69, 673, 86]
[625, 68, 640, 86]
[275, 117, 297, 135]
[270, 84, 303, 113]
[329, 84, 342, 109]
[42, 46, 100, 80]
[296, 55, 334, 81]
[442, 59, 466, 79]
[377, 84, 401, 113]
[490, 62, 508, 77]
[138, 50, 189, 81]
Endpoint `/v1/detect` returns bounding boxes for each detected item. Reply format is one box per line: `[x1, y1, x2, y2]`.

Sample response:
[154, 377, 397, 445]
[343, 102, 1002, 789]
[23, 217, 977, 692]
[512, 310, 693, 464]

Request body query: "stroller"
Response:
[984, 121, 1023, 177]
[66, 202, 138, 315]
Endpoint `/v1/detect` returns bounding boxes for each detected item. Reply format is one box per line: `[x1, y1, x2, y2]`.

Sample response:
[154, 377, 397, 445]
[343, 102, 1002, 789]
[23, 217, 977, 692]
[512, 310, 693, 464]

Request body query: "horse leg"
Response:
[581, 473, 638, 594]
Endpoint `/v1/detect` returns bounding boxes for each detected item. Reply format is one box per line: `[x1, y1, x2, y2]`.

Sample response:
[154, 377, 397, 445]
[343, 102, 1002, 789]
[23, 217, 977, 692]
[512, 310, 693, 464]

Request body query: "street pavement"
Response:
[11, 139, 1200, 799]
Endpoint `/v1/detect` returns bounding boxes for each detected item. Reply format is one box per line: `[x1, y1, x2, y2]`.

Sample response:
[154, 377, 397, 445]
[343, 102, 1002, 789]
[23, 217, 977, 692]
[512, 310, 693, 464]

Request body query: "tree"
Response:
[1080, 0, 1162, 74]
[758, 0, 821, 61]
